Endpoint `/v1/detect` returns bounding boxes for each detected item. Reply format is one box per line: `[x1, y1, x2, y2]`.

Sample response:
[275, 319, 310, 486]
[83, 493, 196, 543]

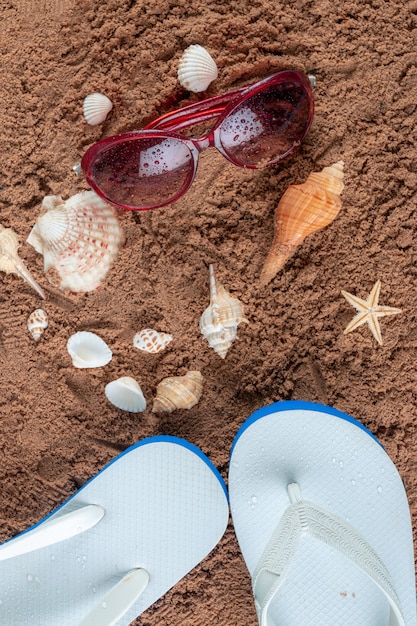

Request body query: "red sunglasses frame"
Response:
[81, 70, 315, 211]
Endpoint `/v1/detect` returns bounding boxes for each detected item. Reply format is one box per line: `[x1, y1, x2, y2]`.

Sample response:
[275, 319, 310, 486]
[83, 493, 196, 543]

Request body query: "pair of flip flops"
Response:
[1, 401, 416, 625]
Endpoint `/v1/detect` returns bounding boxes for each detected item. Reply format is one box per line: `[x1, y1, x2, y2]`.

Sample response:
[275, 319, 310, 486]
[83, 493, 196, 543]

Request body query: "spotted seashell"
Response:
[83, 92, 113, 125]
[133, 328, 173, 354]
[177, 44, 218, 93]
[26, 191, 124, 293]
[105, 377, 146, 413]
[27, 309, 48, 341]
[152, 371, 203, 413]
[199, 264, 248, 359]
[67, 331, 112, 368]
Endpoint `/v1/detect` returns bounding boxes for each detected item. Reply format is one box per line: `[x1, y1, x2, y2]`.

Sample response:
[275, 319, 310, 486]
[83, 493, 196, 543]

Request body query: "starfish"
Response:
[341, 280, 402, 345]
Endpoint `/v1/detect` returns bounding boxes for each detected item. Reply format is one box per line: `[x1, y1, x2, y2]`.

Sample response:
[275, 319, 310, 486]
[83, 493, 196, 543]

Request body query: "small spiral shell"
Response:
[27, 309, 48, 341]
[259, 161, 344, 286]
[133, 328, 173, 354]
[152, 371, 203, 413]
[200, 265, 248, 359]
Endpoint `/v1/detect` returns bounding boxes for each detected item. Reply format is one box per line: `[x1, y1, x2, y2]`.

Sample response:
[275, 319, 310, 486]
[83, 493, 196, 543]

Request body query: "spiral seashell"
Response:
[26, 191, 124, 293]
[67, 331, 112, 368]
[105, 377, 146, 412]
[259, 161, 344, 286]
[199, 264, 248, 359]
[152, 370, 203, 413]
[0, 225, 45, 298]
[177, 44, 218, 93]
[27, 308, 48, 341]
[83, 92, 113, 125]
[133, 328, 173, 354]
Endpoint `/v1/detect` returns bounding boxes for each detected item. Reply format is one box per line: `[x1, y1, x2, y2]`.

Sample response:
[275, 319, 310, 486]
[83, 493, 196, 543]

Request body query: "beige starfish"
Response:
[341, 280, 402, 345]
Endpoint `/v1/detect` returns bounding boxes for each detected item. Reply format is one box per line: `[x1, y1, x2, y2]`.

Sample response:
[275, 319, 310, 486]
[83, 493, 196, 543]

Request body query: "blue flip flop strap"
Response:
[252, 484, 405, 626]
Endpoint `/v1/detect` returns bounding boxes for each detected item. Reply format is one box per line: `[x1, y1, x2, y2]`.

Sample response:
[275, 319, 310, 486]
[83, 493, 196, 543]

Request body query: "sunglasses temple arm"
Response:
[144, 85, 250, 132]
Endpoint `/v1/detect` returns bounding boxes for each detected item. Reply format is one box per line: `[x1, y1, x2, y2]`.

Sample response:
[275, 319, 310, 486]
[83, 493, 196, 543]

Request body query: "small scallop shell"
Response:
[177, 44, 218, 93]
[67, 331, 112, 368]
[83, 93, 113, 125]
[105, 377, 146, 413]
[199, 265, 248, 359]
[27, 191, 124, 293]
[27, 309, 48, 341]
[152, 370, 203, 413]
[133, 328, 173, 354]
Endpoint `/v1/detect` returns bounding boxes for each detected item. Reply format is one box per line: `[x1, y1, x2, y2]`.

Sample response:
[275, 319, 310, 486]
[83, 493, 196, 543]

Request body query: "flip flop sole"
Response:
[0, 435, 229, 625]
[229, 400, 416, 625]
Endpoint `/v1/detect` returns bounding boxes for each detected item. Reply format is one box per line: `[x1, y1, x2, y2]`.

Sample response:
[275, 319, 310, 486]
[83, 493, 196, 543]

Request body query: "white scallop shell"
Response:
[177, 44, 218, 93]
[83, 92, 113, 125]
[133, 328, 173, 354]
[26, 191, 124, 293]
[67, 331, 112, 368]
[105, 377, 146, 413]
[27, 308, 48, 341]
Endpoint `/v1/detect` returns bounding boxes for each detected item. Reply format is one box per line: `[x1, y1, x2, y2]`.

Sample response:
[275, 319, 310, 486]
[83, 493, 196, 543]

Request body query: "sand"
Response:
[0, 0, 416, 623]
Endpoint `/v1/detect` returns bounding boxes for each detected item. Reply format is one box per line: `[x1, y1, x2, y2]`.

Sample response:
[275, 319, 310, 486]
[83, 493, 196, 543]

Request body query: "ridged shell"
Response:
[199, 265, 248, 359]
[259, 161, 344, 286]
[105, 377, 146, 413]
[67, 331, 112, 368]
[26, 191, 124, 293]
[177, 44, 218, 93]
[152, 370, 203, 413]
[133, 328, 173, 354]
[27, 308, 48, 341]
[0, 226, 45, 298]
[83, 92, 113, 125]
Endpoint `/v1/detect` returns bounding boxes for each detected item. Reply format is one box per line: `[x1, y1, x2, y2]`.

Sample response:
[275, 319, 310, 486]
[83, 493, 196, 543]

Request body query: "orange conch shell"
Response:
[259, 161, 344, 286]
[152, 370, 203, 413]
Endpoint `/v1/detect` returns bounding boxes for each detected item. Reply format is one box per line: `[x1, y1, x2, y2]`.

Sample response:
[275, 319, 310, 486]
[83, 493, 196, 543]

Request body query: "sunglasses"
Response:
[81, 70, 315, 211]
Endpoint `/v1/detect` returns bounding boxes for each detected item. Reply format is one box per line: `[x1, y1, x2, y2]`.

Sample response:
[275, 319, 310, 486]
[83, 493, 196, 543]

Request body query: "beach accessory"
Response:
[0, 436, 228, 625]
[229, 400, 416, 625]
[81, 70, 314, 211]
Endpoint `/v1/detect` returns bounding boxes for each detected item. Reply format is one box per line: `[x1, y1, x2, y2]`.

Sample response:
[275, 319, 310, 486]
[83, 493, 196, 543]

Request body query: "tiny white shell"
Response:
[27, 309, 48, 341]
[133, 328, 173, 354]
[177, 44, 218, 93]
[105, 377, 146, 413]
[67, 331, 112, 368]
[83, 92, 113, 125]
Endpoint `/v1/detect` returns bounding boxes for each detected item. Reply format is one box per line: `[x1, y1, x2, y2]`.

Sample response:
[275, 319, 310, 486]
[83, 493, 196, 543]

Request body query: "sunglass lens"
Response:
[83, 137, 195, 210]
[219, 79, 313, 167]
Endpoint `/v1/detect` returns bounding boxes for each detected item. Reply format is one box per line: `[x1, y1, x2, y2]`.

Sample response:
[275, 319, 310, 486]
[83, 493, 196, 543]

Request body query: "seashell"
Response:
[199, 264, 248, 359]
[105, 377, 146, 413]
[177, 44, 218, 93]
[83, 92, 113, 125]
[259, 161, 344, 286]
[152, 370, 203, 413]
[27, 308, 48, 341]
[27, 190, 124, 293]
[67, 331, 112, 368]
[0, 225, 45, 298]
[133, 328, 173, 354]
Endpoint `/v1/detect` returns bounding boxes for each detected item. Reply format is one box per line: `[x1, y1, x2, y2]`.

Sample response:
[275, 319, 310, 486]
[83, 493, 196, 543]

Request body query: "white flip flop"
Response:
[0, 435, 229, 625]
[229, 400, 416, 625]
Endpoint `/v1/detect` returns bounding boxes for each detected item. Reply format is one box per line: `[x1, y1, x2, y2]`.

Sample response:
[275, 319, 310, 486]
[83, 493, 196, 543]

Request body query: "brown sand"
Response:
[1, 0, 416, 623]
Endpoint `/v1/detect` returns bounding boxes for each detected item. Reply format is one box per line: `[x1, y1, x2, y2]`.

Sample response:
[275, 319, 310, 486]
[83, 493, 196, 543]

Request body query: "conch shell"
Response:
[199, 264, 248, 359]
[27, 191, 124, 293]
[259, 161, 344, 286]
[133, 328, 173, 354]
[152, 370, 203, 413]
[0, 225, 45, 298]
[27, 308, 48, 341]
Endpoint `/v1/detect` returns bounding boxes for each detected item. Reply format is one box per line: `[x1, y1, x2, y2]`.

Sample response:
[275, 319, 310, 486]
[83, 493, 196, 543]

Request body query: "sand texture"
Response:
[1, 0, 417, 623]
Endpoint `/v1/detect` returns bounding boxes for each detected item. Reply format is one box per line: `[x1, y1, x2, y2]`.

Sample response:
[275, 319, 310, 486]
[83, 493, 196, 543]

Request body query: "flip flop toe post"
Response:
[229, 401, 416, 626]
[0, 436, 229, 625]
